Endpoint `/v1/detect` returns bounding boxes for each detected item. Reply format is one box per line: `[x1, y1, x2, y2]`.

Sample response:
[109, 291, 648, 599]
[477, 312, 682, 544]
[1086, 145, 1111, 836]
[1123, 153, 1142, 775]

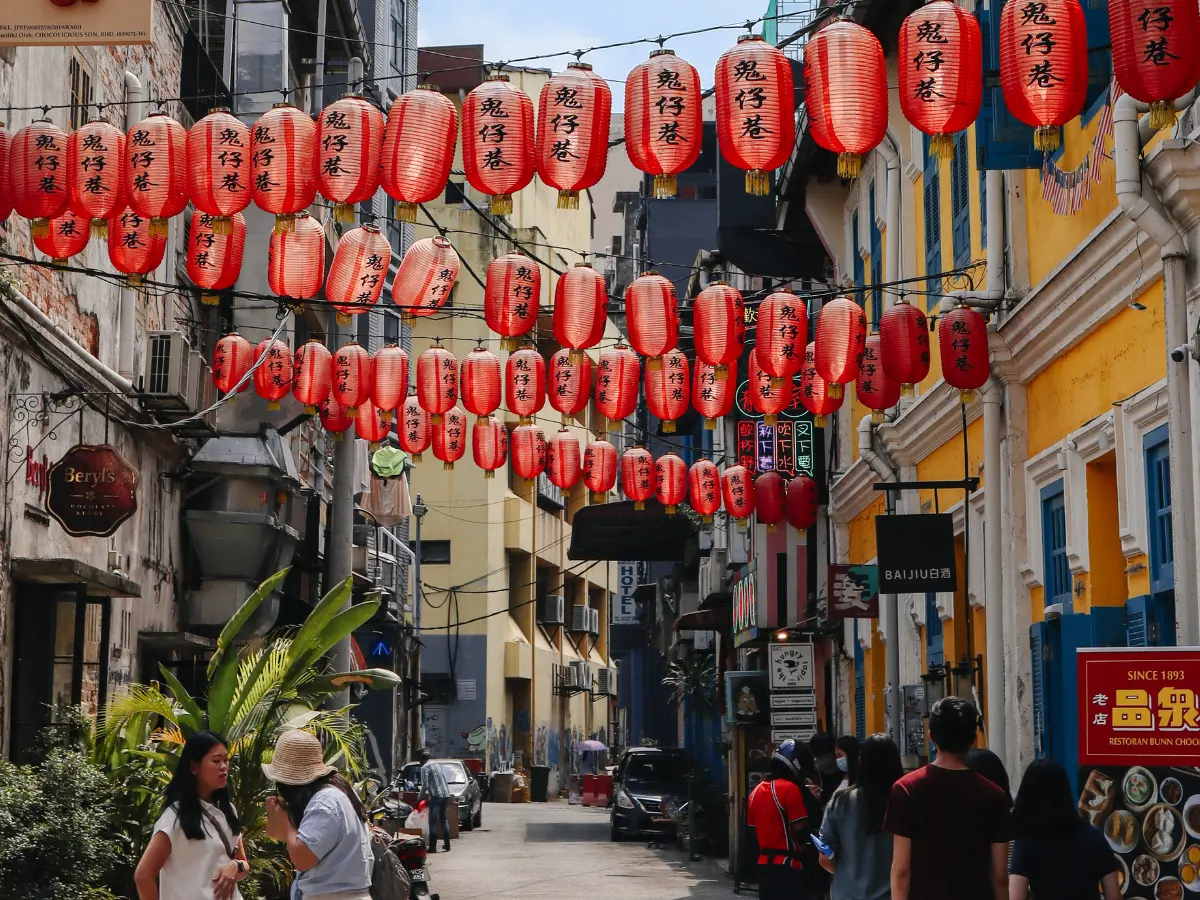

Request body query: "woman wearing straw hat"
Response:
[263, 730, 374, 900]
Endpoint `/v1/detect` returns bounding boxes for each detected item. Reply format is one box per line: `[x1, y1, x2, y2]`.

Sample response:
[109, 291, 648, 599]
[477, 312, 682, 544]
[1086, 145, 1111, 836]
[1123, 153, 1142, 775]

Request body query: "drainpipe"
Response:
[11, 288, 133, 393]
[118, 71, 144, 381]
[876, 130, 902, 294]
[1114, 91, 1197, 645]
[981, 378, 1005, 761]
[940, 169, 1006, 315]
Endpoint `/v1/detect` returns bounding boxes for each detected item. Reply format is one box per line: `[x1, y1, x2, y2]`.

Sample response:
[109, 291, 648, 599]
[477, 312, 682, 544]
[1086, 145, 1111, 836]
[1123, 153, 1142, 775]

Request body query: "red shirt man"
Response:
[745, 739, 817, 900]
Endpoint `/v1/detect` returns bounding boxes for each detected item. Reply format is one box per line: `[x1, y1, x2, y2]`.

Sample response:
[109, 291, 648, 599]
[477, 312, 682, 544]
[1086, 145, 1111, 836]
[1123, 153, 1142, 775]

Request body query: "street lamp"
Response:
[920, 663, 947, 715]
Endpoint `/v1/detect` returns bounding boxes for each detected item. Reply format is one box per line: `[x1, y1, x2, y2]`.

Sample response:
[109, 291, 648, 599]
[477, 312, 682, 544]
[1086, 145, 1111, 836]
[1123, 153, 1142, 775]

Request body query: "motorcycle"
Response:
[369, 792, 438, 900]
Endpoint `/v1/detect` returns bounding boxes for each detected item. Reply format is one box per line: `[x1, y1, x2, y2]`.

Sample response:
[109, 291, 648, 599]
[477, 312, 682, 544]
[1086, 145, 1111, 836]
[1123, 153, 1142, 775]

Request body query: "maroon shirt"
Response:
[884, 764, 1012, 900]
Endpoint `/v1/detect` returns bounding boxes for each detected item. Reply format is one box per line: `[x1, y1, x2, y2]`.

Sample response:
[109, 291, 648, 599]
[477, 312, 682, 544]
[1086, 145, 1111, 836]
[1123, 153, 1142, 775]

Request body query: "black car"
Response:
[609, 748, 691, 841]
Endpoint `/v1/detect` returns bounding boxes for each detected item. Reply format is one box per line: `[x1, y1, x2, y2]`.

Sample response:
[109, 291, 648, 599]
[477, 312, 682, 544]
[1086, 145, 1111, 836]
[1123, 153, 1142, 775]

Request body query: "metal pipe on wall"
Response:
[118, 71, 144, 381]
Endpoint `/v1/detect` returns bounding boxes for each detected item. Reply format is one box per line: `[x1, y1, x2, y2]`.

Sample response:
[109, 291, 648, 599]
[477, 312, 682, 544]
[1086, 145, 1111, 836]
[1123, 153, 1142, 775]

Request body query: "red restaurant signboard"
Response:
[1077, 647, 1200, 767]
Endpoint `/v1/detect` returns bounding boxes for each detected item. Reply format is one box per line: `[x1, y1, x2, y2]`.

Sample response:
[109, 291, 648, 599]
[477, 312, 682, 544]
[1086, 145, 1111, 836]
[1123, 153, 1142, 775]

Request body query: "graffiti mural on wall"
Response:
[464, 724, 486, 755]
[548, 729, 560, 771]
[535, 725, 548, 766]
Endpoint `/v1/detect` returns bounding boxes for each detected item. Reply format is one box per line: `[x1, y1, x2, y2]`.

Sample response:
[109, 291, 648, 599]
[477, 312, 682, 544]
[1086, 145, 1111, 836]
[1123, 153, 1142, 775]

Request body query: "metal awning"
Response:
[12, 558, 140, 598]
[700, 590, 731, 611]
[567, 500, 696, 562]
[674, 607, 731, 633]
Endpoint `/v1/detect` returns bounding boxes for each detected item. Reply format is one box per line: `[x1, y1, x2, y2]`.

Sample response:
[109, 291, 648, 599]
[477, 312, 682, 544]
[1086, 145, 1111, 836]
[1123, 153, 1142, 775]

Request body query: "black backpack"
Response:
[369, 830, 411, 900]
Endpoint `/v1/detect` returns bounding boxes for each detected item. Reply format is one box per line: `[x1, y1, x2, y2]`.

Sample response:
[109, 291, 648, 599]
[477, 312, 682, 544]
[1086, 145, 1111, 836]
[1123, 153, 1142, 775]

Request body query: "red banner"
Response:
[1078, 648, 1200, 767]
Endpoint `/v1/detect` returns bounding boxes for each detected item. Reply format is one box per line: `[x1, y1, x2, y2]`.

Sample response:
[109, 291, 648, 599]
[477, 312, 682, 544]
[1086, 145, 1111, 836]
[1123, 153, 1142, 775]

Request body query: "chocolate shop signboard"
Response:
[0, 0, 151, 46]
[45, 444, 138, 538]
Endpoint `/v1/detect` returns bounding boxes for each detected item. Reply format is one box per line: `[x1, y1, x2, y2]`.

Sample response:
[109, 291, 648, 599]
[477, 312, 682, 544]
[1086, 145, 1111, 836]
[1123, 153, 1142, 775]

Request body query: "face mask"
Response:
[836, 757, 849, 773]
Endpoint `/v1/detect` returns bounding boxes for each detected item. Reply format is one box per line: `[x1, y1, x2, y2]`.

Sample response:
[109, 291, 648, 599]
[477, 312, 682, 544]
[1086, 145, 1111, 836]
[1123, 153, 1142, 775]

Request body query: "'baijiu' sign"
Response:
[45, 444, 138, 537]
[874, 514, 957, 592]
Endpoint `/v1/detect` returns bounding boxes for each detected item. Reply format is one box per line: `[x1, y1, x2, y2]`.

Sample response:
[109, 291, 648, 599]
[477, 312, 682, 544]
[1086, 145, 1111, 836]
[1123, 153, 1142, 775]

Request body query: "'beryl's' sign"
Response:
[46, 443, 138, 538]
[874, 513, 958, 593]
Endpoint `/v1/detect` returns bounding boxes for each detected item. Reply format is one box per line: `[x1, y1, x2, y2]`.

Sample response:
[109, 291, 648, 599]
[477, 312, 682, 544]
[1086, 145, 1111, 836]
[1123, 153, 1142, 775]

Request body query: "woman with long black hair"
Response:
[135, 730, 250, 900]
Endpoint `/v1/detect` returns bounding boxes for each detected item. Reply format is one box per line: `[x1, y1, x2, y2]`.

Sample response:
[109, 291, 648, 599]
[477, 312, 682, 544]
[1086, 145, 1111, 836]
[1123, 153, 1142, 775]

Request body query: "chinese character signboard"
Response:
[0, 0, 152, 45]
[875, 514, 957, 592]
[828, 564, 880, 619]
[733, 330, 814, 477]
[45, 444, 138, 537]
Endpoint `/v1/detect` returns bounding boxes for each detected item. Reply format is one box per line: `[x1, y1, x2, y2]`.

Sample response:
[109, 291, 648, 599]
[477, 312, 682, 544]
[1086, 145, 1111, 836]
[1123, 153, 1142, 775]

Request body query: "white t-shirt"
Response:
[152, 800, 243, 900]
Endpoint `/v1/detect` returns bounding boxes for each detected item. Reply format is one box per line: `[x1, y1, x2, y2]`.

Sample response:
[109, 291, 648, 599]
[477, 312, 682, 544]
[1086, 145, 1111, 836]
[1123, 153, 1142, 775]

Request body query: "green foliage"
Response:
[662, 653, 719, 721]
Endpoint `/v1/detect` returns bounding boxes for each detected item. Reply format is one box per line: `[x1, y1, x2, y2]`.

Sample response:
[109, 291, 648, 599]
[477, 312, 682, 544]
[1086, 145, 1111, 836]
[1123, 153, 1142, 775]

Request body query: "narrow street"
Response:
[429, 803, 734, 900]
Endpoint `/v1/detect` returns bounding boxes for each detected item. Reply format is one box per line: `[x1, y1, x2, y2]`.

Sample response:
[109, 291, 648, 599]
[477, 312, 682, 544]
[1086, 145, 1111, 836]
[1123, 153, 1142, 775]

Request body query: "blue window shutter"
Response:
[1029, 623, 1048, 758]
[1041, 480, 1071, 610]
[852, 208, 865, 305]
[923, 136, 942, 309]
[869, 187, 882, 330]
[1145, 425, 1174, 595]
[1126, 596, 1150, 647]
[853, 622, 866, 739]
[925, 592, 944, 666]
[951, 131, 971, 268]
[1081, 0, 1111, 120]
[976, 1, 1042, 170]
[979, 168, 987, 249]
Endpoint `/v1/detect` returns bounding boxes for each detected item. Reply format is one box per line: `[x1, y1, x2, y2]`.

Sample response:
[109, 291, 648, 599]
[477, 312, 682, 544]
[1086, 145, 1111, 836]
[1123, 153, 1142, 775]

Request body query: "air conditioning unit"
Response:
[142, 331, 213, 419]
[571, 604, 589, 632]
[596, 668, 616, 696]
[569, 659, 589, 688]
[561, 665, 580, 688]
[538, 594, 565, 626]
[587, 607, 600, 635]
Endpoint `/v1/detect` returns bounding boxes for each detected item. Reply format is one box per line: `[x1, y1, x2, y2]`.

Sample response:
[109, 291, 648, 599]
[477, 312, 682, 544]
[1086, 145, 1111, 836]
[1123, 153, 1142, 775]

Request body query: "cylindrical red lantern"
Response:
[654, 452, 687, 515]
[800, 342, 843, 428]
[355, 399, 391, 448]
[1000, 0, 1088, 151]
[461, 346, 502, 422]
[857, 335, 901, 424]
[620, 446, 655, 510]
[547, 429, 581, 490]
[292, 339, 332, 413]
[187, 108, 252, 234]
[11, 120, 70, 236]
[433, 406, 468, 470]
[506, 346, 546, 425]
[899, 2, 983, 159]
[584, 439, 618, 501]
[688, 459, 722, 523]
[535, 62, 611, 209]
[595, 344, 640, 429]
[269, 211, 325, 300]
[108, 208, 167, 285]
[399, 394, 432, 462]
[511, 424, 548, 480]
[67, 120, 127, 237]
[473, 416, 509, 478]
[462, 75, 535, 215]
[548, 348, 591, 423]
[749, 354, 792, 426]
[187, 210, 246, 305]
[625, 49, 702, 198]
[212, 332, 254, 396]
[645, 348, 690, 433]
[251, 103, 317, 232]
[253, 338, 293, 410]
[0, 125, 12, 224]
[486, 250, 540, 350]
[939, 305, 990, 402]
[332, 341, 372, 417]
[381, 85, 459, 223]
[625, 272, 680, 367]
[125, 112, 189, 236]
[785, 474, 819, 532]
[370, 345, 409, 419]
[815, 296, 867, 399]
[319, 396, 354, 437]
[327, 224, 391, 325]
[34, 209, 89, 264]
[879, 299, 931, 396]
[553, 263, 608, 361]
[693, 281, 744, 377]
[316, 94, 385, 223]
[755, 290, 807, 388]
[721, 465, 755, 526]
[392, 235, 460, 321]
[755, 471, 786, 531]
[714, 35, 796, 194]
[693, 361, 735, 429]
[1110, 0, 1200, 132]
[417, 344, 458, 423]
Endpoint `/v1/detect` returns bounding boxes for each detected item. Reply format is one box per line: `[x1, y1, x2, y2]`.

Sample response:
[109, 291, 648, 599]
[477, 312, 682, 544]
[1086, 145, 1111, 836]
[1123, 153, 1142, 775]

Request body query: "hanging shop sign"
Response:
[769, 641, 814, 691]
[875, 513, 957, 592]
[828, 564, 880, 619]
[612, 561, 639, 625]
[731, 562, 760, 647]
[0, 0, 151, 46]
[45, 443, 138, 537]
[725, 670, 768, 727]
[768, 640, 817, 742]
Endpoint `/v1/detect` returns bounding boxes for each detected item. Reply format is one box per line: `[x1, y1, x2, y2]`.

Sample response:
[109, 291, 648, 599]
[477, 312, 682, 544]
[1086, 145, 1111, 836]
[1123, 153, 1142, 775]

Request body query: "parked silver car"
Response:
[403, 759, 483, 830]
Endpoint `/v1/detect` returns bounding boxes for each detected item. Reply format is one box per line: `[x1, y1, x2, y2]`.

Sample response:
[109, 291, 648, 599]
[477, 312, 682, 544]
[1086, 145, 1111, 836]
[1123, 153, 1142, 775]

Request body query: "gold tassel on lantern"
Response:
[128, 274, 143, 287]
[212, 216, 232, 236]
[872, 410, 885, 424]
[737, 518, 749, 531]
[347, 406, 359, 420]
[90, 220, 108, 239]
[273, 214, 296, 235]
[412, 452, 423, 463]
[653, 174, 677, 199]
[591, 491, 605, 504]
[663, 421, 676, 434]
[666, 505, 677, 516]
[396, 202, 417, 224]
[647, 356, 663, 372]
[704, 417, 717, 430]
[815, 414, 828, 429]
[828, 382, 844, 400]
[960, 390, 976, 404]
[304, 404, 317, 415]
[930, 133, 954, 160]
[765, 414, 778, 426]
[485, 469, 495, 479]
[770, 376, 786, 391]
[52, 257, 67, 266]
[201, 293, 220, 307]
[444, 461, 454, 471]
[1034, 126, 1060, 152]
[381, 410, 393, 423]
[715, 363, 728, 381]
[745, 169, 770, 196]
[634, 500, 645, 511]
[569, 348, 584, 365]
[702, 514, 713, 525]
[151, 217, 169, 238]
[838, 153, 863, 180]
[901, 383, 915, 398]
[1149, 101, 1177, 133]
[334, 202, 356, 224]
[32, 218, 49, 240]
[336, 313, 352, 327]
[268, 400, 281, 411]
[557, 190, 580, 210]
[490, 193, 513, 216]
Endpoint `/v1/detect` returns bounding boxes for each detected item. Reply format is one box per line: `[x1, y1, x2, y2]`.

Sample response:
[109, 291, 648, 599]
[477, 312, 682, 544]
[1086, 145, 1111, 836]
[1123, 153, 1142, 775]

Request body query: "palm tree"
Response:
[662, 653, 719, 860]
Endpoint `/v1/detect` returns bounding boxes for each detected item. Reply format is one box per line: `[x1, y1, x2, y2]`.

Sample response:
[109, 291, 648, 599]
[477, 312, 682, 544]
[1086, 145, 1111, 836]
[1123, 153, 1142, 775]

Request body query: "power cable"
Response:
[418, 560, 605, 630]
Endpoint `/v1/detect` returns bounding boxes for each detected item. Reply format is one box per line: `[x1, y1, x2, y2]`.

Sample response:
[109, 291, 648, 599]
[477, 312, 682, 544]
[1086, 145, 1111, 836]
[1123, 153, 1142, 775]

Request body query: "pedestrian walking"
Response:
[835, 736, 860, 790]
[1009, 760, 1121, 900]
[135, 730, 250, 900]
[818, 734, 903, 900]
[966, 749, 1013, 805]
[746, 739, 820, 900]
[262, 729, 373, 900]
[415, 748, 452, 853]
[810, 732, 845, 807]
[884, 697, 1011, 900]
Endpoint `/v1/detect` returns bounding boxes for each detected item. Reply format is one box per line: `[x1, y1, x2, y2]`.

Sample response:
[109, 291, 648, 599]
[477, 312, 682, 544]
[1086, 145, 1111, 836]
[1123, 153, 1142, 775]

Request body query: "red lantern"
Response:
[548, 349, 591, 423]
[253, 338, 293, 410]
[547, 429, 581, 490]
[212, 332, 254, 396]
[473, 416, 509, 478]
[125, 112, 189, 236]
[371, 345, 409, 419]
[857, 335, 901, 424]
[625, 272, 679, 367]
[461, 346, 502, 422]
[319, 396, 354, 437]
[535, 62, 611, 209]
[251, 103, 317, 232]
[486, 251, 540, 350]
[399, 395, 432, 462]
[108, 208, 167, 285]
[645, 348, 690, 433]
[654, 452, 688, 515]
[879, 299, 931, 396]
[748, 354, 791, 426]
[785, 474, 819, 532]
[417, 344, 458, 423]
[800, 342, 843, 428]
[693, 361, 735, 429]
[625, 49, 702, 198]
[187, 108, 252, 234]
[269, 211, 325, 299]
[755, 290, 807, 388]
[554, 263, 608, 361]
[714, 36, 795, 194]
[355, 399, 392, 448]
[392, 235, 460, 321]
[620, 446, 655, 510]
[34, 209, 89, 264]
[899, 2, 983, 159]
[584, 440, 618, 501]
[688, 459, 723, 523]
[381, 85, 459, 223]
[332, 341, 372, 417]
[187, 211, 246, 306]
[939, 305, 990, 402]
[0, 125, 11, 223]
[693, 281, 744, 377]
[511, 424, 548, 480]
[292, 339, 333, 413]
[1000, 0, 1088, 151]
[433, 406, 468, 470]
[10, 120, 70, 236]
[327, 224, 391, 325]
[316, 94, 385, 223]
[462, 75, 535, 215]
[721, 465, 755, 526]
[1111, 0, 1200, 132]
[755, 471, 786, 531]
[506, 346, 546, 425]
[595, 344, 640, 428]
[815, 296, 867, 399]
[67, 120, 127, 237]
